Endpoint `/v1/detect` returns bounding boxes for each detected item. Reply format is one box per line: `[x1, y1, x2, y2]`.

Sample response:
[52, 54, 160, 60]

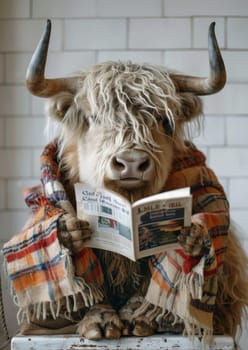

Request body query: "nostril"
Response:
[138, 158, 150, 172]
[112, 156, 126, 171]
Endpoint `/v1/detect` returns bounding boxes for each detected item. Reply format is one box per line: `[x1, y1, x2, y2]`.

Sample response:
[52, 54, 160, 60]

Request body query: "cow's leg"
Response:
[77, 304, 123, 340]
[119, 295, 158, 336]
[119, 296, 185, 336]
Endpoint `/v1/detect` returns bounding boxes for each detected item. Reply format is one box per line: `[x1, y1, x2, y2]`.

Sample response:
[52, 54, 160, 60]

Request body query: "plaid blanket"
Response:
[3, 141, 104, 323]
[136, 146, 229, 338]
[3, 141, 229, 338]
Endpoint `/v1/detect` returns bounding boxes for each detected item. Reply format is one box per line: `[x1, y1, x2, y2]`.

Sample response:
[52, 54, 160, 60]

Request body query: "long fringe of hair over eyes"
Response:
[46, 61, 203, 154]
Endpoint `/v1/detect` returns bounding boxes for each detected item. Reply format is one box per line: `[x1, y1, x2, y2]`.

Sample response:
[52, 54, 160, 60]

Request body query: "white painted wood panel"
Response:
[11, 334, 235, 350]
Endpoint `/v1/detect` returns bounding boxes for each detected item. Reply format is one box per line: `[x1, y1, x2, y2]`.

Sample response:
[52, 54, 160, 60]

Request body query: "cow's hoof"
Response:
[157, 312, 184, 333]
[119, 296, 157, 337]
[105, 323, 122, 339]
[119, 295, 143, 336]
[79, 322, 102, 340]
[132, 317, 157, 336]
[121, 320, 132, 336]
[77, 304, 123, 339]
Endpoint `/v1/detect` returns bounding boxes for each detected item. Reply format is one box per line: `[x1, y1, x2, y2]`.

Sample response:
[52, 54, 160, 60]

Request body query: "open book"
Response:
[75, 184, 192, 261]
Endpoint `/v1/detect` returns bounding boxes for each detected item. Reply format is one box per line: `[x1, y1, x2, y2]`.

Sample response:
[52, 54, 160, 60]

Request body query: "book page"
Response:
[132, 188, 192, 259]
[74, 184, 135, 260]
[132, 187, 191, 207]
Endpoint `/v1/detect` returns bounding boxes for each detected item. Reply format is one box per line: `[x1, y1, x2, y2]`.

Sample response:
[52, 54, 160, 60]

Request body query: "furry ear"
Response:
[46, 92, 74, 122]
[179, 93, 203, 121]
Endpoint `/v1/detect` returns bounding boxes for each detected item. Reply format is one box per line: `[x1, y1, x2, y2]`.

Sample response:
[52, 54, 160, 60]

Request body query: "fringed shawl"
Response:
[137, 146, 229, 340]
[3, 141, 229, 339]
[3, 142, 104, 323]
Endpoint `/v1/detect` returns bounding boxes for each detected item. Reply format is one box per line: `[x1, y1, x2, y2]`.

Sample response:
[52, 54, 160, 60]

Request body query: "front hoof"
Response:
[105, 323, 121, 339]
[122, 320, 132, 336]
[77, 304, 123, 340]
[133, 319, 156, 337]
[78, 322, 102, 340]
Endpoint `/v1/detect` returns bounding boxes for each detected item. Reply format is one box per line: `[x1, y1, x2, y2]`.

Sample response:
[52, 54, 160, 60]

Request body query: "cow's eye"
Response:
[162, 117, 174, 136]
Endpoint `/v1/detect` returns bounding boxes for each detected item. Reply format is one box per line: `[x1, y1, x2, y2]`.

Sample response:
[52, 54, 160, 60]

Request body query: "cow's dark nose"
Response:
[111, 150, 153, 179]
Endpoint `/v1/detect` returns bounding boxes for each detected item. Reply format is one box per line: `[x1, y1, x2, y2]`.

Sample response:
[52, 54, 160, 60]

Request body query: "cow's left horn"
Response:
[26, 19, 80, 97]
[170, 22, 226, 95]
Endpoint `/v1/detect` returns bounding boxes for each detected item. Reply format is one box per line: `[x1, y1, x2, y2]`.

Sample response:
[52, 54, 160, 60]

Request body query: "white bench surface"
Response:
[11, 334, 235, 350]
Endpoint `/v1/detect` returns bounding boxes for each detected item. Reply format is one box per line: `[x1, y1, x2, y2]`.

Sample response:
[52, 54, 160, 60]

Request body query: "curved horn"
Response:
[26, 19, 80, 97]
[170, 22, 226, 95]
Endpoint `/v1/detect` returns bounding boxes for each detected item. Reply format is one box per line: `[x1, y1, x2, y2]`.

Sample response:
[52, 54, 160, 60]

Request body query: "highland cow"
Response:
[4, 20, 248, 345]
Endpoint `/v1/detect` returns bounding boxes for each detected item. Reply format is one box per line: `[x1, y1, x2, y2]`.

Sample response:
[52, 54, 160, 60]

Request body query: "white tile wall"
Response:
[227, 18, 248, 49]
[98, 51, 163, 65]
[31, 95, 48, 115]
[65, 19, 127, 50]
[164, 0, 248, 16]
[32, 0, 97, 18]
[5, 53, 30, 84]
[164, 51, 209, 76]
[0, 54, 4, 83]
[203, 84, 248, 114]
[0, 149, 32, 177]
[223, 51, 248, 83]
[226, 116, 248, 145]
[0, 87, 29, 115]
[97, 0, 162, 17]
[129, 19, 191, 49]
[229, 178, 248, 208]
[32, 148, 44, 177]
[5, 117, 46, 147]
[0, 118, 4, 146]
[0, 180, 5, 209]
[7, 179, 38, 209]
[0, 0, 30, 18]
[0, 211, 29, 242]
[191, 116, 225, 146]
[209, 148, 248, 177]
[0, 1, 247, 348]
[231, 210, 248, 238]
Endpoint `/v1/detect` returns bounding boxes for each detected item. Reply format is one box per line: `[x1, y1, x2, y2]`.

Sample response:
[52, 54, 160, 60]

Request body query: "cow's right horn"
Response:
[26, 19, 80, 97]
[170, 22, 226, 96]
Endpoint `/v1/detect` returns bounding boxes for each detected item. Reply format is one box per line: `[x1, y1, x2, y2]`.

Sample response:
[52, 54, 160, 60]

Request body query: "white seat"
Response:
[11, 334, 235, 350]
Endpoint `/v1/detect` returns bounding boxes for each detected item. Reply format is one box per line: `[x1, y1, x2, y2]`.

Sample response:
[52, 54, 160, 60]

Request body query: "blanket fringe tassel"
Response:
[15, 278, 103, 325]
